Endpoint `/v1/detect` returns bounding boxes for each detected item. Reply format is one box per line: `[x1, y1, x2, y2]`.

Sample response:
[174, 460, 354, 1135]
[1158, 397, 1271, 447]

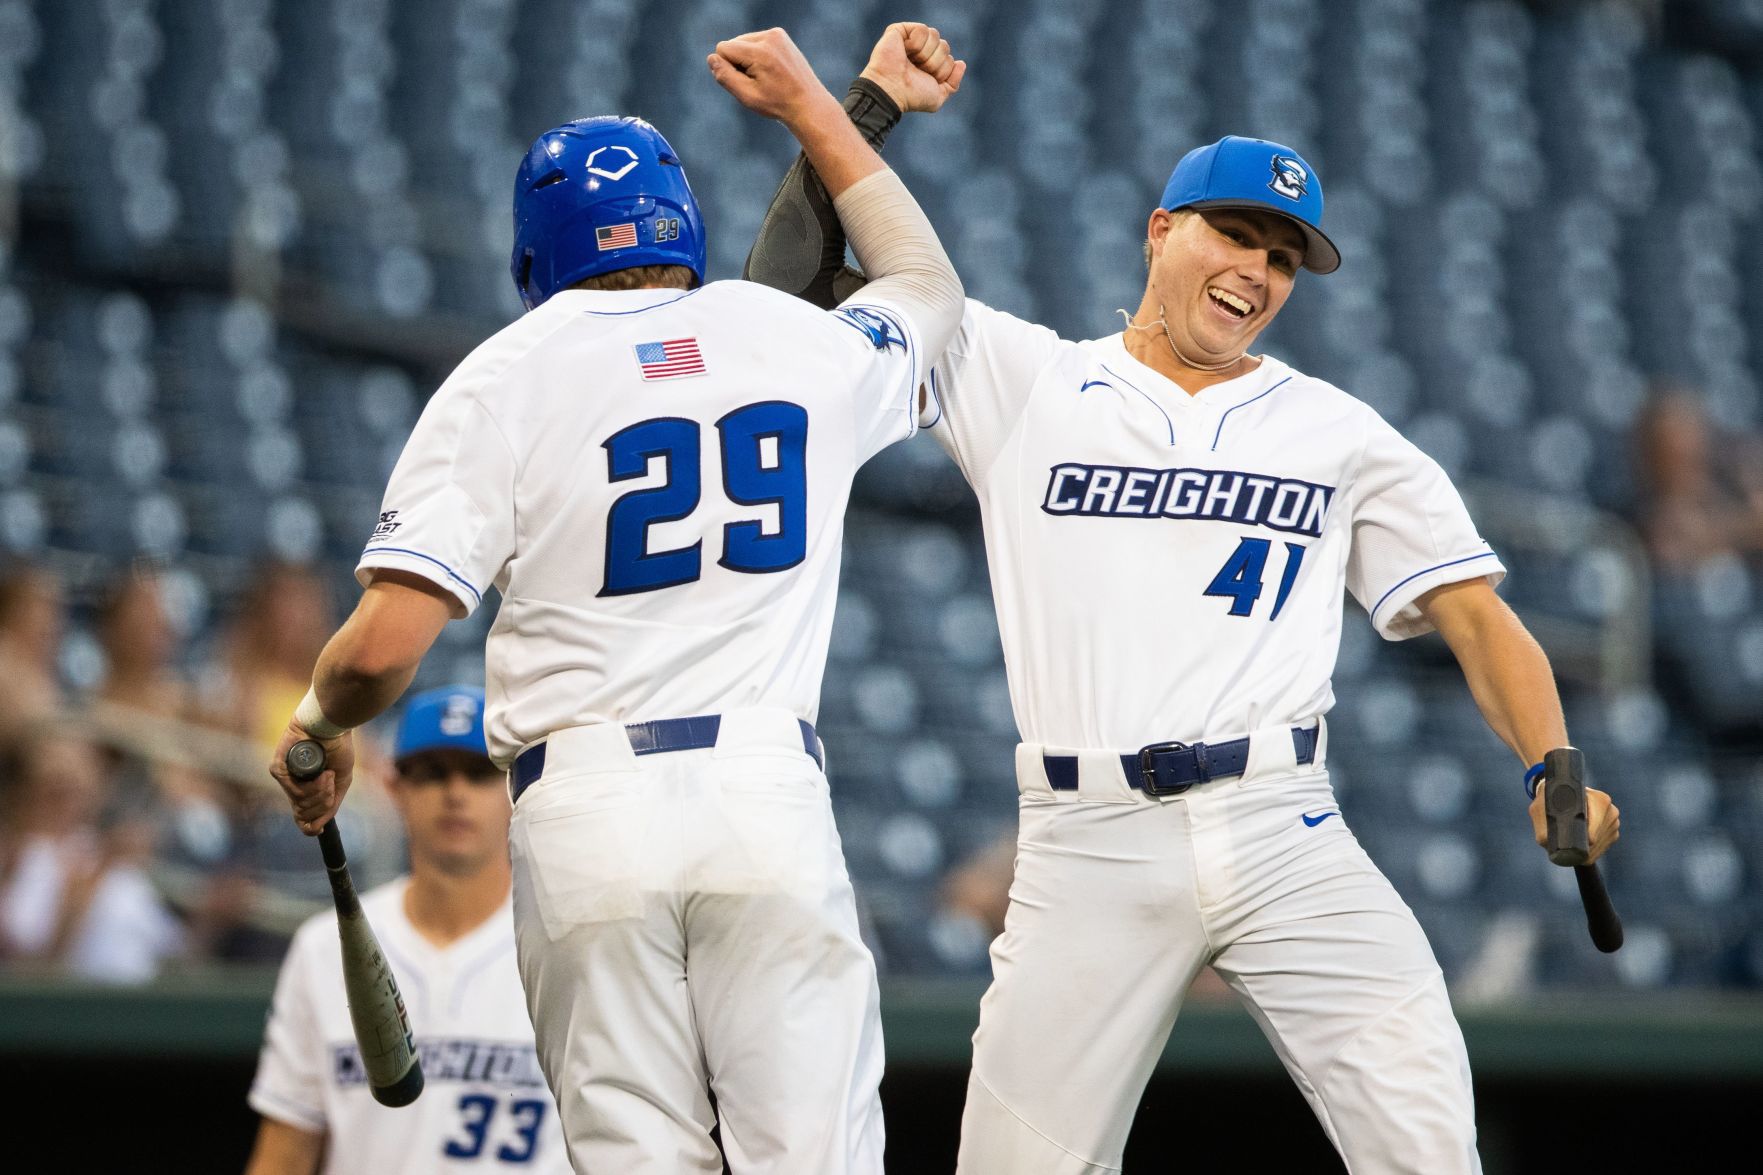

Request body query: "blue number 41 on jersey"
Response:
[1204, 537, 1307, 620]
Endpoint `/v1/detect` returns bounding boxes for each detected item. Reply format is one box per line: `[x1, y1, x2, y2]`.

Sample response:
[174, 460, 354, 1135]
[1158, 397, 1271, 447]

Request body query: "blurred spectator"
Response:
[199, 563, 334, 752]
[939, 829, 1015, 940]
[0, 563, 68, 753]
[94, 567, 192, 721]
[1634, 385, 1763, 571]
[90, 567, 239, 863]
[0, 727, 184, 982]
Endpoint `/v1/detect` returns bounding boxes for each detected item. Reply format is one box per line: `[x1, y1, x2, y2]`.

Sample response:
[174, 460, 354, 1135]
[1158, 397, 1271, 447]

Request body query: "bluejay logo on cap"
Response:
[1268, 155, 1309, 201]
[585, 145, 640, 181]
[440, 695, 478, 737]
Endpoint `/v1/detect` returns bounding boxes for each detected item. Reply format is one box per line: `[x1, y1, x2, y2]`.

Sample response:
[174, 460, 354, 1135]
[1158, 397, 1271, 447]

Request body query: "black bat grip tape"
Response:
[1575, 863, 1625, 954]
[288, 739, 350, 875]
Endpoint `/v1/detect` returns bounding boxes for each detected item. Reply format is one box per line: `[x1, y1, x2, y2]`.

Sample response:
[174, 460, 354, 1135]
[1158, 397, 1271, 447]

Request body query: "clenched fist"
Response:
[708, 28, 841, 126]
[860, 22, 966, 114]
[269, 721, 355, 836]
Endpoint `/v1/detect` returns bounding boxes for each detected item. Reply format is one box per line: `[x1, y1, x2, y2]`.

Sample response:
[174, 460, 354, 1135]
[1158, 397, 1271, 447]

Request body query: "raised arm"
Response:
[738, 22, 964, 308]
[710, 26, 964, 357]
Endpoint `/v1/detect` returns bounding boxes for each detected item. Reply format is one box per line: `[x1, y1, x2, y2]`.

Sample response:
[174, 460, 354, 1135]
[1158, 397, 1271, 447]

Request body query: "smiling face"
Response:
[1142, 206, 1305, 369]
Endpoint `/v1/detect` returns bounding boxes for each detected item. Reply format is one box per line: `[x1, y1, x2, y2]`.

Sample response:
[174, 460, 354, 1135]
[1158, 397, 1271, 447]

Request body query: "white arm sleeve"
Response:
[247, 927, 328, 1132]
[1347, 411, 1506, 640]
[832, 169, 963, 370]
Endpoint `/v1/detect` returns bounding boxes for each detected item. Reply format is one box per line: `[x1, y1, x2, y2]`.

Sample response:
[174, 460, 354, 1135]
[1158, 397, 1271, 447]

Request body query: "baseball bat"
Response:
[286, 739, 425, 1106]
[1541, 746, 1623, 954]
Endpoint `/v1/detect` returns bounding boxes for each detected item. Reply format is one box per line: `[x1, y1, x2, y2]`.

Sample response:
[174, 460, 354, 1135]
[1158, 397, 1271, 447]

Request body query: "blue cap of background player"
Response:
[1159, 136, 1341, 275]
[394, 685, 489, 764]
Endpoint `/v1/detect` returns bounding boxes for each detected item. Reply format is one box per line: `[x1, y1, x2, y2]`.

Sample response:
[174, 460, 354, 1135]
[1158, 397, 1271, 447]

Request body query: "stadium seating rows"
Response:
[2, 0, 1760, 988]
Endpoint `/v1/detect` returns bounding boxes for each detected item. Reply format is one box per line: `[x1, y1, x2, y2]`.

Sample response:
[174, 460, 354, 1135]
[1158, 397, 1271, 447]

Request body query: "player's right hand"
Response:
[269, 721, 355, 836]
[860, 22, 966, 114]
[1529, 784, 1621, 864]
[708, 28, 839, 126]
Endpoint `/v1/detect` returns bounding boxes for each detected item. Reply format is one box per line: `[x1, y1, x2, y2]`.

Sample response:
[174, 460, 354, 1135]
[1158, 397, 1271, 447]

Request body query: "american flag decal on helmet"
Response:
[596, 222, 638, 250]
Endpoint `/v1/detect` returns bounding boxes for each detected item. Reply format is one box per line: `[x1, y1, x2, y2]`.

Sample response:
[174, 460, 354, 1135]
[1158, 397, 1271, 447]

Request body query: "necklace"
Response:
[1117, 304, 1242, 373]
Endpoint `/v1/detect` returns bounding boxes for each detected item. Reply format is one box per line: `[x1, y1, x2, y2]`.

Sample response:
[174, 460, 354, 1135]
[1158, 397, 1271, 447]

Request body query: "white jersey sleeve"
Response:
[1346, 412, 1505, 640]
[920, 299, 1066, 484]
[827, 291, 926, 462]
[248, 920, 328, 1133]
[357, 379, 519, 617]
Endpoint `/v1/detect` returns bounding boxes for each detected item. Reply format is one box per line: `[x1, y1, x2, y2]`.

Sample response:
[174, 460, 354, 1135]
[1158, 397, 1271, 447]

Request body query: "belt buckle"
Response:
[1138, 740, 1206, 796]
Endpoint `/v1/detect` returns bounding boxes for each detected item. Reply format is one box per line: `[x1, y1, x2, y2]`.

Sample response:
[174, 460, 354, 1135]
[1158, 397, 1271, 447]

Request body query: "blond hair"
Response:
[570, 264, 696, 292]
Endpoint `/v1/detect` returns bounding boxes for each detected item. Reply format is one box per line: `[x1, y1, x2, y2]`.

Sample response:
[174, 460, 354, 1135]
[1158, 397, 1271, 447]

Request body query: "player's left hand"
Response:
[859, 22, 966, 113]
[269, 721, 355, 836]
[1530, 785, 1620, 864]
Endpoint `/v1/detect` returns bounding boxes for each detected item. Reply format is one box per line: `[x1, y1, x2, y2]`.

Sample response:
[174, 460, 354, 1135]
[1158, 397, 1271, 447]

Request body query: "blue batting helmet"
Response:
[510, 116, 707, 310]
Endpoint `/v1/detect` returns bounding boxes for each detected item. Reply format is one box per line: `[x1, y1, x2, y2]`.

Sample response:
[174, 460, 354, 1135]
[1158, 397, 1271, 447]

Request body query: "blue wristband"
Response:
[1524, 761, 1547, 800]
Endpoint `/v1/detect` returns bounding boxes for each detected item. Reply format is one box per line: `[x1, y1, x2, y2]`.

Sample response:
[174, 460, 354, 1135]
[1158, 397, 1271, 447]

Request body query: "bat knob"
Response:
[1542, 746, 1590, 866]
[287, 739, 328, 782]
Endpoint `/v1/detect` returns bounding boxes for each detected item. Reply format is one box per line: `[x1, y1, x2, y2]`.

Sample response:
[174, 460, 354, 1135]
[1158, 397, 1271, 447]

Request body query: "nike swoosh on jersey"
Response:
[1301, 810, 1339, 827]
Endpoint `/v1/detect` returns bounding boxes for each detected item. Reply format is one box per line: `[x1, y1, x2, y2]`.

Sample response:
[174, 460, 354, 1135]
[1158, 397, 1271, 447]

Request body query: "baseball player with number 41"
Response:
[749, 31, 1622, 1173]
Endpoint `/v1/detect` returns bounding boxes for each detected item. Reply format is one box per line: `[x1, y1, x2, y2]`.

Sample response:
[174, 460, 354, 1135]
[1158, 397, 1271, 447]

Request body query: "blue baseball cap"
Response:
[394, 685, 490, 763]
[1159, 136, 1340, 274]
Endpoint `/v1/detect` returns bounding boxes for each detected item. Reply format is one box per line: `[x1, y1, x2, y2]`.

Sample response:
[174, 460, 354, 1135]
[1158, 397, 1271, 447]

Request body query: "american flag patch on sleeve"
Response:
[596, 223, 638, 250]
[635, 338, 706, 380]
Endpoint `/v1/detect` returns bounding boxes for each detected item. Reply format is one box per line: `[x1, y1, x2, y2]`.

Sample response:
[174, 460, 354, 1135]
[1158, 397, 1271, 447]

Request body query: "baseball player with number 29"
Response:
[266, 22, 963, 1175]
[749, 34, 1620, 1175]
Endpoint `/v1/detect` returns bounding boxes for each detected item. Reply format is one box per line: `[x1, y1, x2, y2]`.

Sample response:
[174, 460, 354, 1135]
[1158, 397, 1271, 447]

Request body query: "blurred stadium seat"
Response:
[0, 0, 1759, 993]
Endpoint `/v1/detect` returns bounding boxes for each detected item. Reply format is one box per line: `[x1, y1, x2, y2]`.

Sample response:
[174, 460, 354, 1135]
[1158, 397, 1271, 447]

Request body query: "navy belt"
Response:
[511, 715, 822, 804]
[1043, 725, 1318, 797]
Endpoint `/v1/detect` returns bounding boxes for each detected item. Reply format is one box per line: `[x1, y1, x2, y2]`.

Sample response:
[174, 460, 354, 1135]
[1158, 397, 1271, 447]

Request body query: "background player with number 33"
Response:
[246, 687, 568, 1174]
[265, 22, 965, 1175]
[749, 32, 1621, 1175]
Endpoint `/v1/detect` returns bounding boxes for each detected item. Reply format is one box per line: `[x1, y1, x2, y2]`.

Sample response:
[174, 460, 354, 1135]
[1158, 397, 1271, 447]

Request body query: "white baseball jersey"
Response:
[249, 880, 568, 1174]
[922, 299, 1505, 750]
[358, 282, 924, 765]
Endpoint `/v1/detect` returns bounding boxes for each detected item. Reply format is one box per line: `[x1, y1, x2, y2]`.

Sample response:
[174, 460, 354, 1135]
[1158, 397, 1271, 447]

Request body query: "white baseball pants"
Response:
[957, 723, 1481, 1174]
[508, 709, 885, 1174]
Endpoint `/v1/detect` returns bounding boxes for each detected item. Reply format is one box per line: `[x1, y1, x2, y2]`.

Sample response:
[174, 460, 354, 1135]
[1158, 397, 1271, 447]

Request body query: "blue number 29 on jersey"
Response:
[600, 401, 808, 596]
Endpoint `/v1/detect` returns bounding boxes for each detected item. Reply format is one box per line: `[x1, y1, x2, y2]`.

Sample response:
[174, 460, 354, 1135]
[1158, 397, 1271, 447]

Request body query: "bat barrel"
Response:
[373, 1062, 427, 1108]
[287, 736, 426, 1105]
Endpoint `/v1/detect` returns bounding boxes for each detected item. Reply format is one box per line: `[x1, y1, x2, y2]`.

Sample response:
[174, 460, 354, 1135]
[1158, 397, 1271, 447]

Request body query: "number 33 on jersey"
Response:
[355, 282, 924, 765]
